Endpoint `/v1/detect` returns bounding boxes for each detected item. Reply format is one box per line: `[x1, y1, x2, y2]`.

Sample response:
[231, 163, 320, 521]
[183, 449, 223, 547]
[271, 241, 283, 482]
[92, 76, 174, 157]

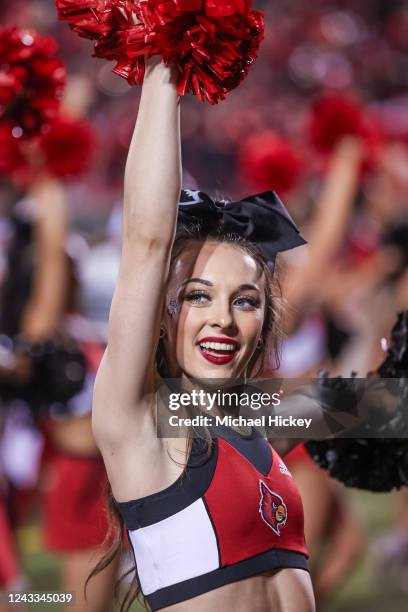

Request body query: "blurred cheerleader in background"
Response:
[0, 30, 117, 610]
[0, 175, 117, 612]
[271, 136, 367, 606]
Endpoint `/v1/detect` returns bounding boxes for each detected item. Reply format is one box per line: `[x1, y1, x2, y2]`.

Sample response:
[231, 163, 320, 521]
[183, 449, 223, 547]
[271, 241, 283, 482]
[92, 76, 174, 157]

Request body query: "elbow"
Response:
[122, 196, 178, 248]
[122, 225, 176, 256]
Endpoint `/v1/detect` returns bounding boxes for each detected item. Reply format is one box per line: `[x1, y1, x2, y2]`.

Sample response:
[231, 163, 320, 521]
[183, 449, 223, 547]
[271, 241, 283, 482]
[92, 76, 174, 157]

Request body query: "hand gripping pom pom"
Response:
[0, 27, 66, 137]
[55, 0, 264, 103]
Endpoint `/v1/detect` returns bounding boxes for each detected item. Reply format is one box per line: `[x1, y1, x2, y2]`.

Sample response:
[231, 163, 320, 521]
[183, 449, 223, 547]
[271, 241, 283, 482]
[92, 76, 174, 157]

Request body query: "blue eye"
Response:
[184, 291, 210, 304]
[234, 295, 261, 310]
[184, 292, 260, 309]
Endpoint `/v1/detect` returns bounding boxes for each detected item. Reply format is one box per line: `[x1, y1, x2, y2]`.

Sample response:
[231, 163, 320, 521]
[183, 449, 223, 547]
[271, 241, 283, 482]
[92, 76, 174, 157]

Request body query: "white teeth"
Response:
[199, 341, 237, 351]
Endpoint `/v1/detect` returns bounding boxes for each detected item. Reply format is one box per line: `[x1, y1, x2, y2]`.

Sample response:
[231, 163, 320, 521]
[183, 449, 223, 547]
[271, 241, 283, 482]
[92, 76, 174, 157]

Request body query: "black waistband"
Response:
[145, 548, 309, 611]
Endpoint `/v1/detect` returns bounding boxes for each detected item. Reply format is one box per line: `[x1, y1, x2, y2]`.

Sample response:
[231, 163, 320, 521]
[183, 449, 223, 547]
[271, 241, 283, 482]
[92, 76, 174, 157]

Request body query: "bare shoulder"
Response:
[104, 430, 189, 503]
[93, 376, 190, 501]
[94, 391, 159, 499]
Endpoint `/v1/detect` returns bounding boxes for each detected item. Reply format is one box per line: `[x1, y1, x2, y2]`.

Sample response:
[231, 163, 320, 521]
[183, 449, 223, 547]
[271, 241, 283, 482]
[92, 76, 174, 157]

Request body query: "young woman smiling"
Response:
[91, 57, 314, 612]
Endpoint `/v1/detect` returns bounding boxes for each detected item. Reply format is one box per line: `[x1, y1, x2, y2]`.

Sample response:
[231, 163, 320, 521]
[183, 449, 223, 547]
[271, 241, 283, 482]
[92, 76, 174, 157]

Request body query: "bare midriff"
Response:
[159, 567, 315, 612]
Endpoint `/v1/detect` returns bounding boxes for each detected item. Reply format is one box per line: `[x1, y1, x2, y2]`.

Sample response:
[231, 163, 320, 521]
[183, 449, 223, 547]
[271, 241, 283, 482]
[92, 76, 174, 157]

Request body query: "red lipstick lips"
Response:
[197, 336, 239, 365]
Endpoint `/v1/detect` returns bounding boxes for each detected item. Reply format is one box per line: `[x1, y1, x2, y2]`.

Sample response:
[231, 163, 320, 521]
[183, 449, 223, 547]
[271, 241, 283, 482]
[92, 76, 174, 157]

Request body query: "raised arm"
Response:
[92, 58, 181, 455]
[20, 177, 69, 341]
[284, 137, 363, 316]
[0, 177, 68, 388]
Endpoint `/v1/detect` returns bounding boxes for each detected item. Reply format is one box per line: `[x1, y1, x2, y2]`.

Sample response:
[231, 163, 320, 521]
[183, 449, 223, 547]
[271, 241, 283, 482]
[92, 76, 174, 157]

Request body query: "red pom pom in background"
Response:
[309, 94, 367, 153]
[39, 116, 95, 178]
[55, 0, 264, 103]
[0, 27, 66, 137]
[238, 130, 304, 194]
[0, 123, 30, 184]
[0, 116, 95, 186]
[308, 94, 385, 172]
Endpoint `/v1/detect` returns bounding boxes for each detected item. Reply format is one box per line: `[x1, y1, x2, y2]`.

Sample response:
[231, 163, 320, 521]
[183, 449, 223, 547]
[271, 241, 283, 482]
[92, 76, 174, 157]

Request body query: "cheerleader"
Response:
[0, 178, 115, 612]
[90, 56, 315, 612]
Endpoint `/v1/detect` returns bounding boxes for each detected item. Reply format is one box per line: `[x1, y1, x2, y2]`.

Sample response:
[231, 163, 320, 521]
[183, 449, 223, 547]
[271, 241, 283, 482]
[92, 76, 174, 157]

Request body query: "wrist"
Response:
[144, 57, 178, 88]
[145, 55, 161, 71]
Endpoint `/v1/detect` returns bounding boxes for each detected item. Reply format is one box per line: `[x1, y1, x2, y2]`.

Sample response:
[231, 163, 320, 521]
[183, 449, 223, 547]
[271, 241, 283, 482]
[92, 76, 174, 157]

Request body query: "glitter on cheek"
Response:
[167, 297, 180, 318]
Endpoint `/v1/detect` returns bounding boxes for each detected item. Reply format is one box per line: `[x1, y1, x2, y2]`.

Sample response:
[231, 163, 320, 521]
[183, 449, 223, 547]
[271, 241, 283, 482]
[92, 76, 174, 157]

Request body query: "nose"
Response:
[208, 298, 236, 332]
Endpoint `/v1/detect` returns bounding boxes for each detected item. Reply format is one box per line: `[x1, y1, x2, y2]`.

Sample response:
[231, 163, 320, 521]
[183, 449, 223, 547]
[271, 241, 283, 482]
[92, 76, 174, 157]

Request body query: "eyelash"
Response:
[184, 291, 261, 310]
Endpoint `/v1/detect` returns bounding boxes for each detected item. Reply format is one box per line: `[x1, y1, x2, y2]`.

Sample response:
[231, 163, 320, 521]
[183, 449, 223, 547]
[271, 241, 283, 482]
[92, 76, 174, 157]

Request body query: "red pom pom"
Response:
[309, 94, 366, 153]
[56, 0, 136, 44]
[39, 116, 95, 178]
[56, 0, 118, 40]
[0, 123, 30, 182]
[122, 0, 264, 103]
[55, 1, 145, 83]
[0, 116, 95, 185]
[56, 0, 264, 103]
[238, 131, 303, 194]
[0, 27, 66, 137]
[309, 94, 385, 171]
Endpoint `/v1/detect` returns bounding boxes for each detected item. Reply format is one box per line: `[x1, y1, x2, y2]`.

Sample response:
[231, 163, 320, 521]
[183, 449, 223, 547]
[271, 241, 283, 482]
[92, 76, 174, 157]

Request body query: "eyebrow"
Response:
[181, 278, 260, 292]
[238, 284, 261, 292]
[181, 277, 213, 287]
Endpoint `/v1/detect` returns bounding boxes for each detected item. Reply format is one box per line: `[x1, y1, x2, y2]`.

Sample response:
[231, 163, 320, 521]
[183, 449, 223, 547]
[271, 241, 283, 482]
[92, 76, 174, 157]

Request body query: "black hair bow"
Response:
[178, 190, 306, 268]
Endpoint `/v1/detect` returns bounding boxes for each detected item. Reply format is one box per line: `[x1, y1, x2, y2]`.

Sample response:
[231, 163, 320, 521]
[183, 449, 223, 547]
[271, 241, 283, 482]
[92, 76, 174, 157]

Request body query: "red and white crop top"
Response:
[116, 427, 309, 611]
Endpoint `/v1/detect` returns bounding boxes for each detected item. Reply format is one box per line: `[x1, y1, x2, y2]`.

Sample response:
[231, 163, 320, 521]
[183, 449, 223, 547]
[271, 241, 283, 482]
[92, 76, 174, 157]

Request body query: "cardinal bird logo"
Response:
[259, 481, 287, 536]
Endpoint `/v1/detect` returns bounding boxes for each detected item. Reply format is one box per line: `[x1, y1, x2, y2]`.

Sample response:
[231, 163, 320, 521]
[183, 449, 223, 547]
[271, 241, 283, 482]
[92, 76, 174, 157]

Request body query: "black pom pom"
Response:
[306, 311, 408, 492]
[305, 438, 408, 492]
[0, 337, 86, 414]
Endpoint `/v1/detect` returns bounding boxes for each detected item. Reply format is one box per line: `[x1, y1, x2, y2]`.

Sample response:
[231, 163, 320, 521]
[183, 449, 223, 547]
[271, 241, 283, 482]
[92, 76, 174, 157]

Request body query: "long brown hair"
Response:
[87, 226, 285, 611]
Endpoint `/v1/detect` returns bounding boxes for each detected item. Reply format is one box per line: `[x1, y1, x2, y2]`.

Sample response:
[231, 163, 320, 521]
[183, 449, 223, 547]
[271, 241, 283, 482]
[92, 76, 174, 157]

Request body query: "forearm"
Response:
[285, 139, 363, 312]
[21, 178, 68, 340]
[124, 58, 181, 245]
[21, 252, 68, 340]
[308, 138, 363, 262]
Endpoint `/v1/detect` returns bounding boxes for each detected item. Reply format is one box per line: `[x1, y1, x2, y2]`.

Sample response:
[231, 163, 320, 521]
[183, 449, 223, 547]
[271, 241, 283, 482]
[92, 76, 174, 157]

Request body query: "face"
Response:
[162, 240, 267, 382]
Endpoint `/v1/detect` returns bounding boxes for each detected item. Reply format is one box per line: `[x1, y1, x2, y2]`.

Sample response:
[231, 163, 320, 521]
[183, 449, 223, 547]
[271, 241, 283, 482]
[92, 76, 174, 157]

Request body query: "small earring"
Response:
[257, 338, 264, 349]
[159, 327, 166, 339]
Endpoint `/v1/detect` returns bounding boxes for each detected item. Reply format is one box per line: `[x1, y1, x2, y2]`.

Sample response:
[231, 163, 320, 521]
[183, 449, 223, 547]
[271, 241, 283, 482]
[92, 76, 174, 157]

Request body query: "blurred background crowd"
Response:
[0, 0, 407, 611]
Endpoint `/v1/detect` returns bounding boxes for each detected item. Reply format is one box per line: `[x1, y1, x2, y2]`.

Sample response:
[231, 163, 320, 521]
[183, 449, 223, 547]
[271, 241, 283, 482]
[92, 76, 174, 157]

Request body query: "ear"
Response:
[246, 347, 262, 379]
